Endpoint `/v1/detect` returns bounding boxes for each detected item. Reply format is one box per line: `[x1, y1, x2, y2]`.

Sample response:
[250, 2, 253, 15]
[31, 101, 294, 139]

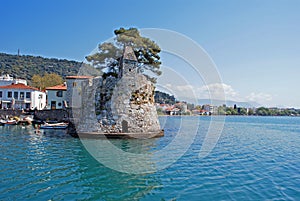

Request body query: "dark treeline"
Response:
[0, 53, 82, 80]
[252, 107, 300, 116]
[154, 91, 176, 105]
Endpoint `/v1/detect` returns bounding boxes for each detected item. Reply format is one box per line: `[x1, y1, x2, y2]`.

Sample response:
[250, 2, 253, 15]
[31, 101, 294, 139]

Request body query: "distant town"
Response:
[0, 73, 299, 117]
[154, 91, 300, 117]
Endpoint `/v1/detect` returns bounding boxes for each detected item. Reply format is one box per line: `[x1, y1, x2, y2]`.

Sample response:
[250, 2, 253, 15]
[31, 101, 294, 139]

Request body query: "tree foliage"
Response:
[154, 91, 176, 104]
[31, 73, 63, 90]
[0, 53, 83, 80]
[86, 27, 162, 81]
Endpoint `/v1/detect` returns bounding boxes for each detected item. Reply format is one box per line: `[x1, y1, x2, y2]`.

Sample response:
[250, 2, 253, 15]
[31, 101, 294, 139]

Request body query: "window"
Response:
[56, 91, 63, 97]
[26, 92, 31, 99]
[7, 91, 12, 98]
[0, 91, 2, 98]
[20, 92, 24, 100]
[73, 82, 77, 87]
[14, 91, 18, 99]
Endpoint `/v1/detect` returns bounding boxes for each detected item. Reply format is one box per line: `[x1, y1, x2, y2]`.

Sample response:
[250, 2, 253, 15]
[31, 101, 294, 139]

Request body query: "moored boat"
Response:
[40, 122, 68, 129]
[0, 120, 6, 126]
[5, 119, 18, 125]
[18, 116, 33, 126]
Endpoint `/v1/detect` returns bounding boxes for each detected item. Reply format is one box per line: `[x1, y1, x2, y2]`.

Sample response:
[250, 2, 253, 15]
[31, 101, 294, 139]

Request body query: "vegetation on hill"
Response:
[154, 91, 176, 104]
[0, 53, 83, 80]
[0, 53, 101, 84]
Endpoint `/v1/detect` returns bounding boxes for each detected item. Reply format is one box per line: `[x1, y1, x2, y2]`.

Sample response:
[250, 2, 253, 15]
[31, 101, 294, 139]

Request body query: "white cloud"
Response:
[246, 92, 272, 104]
[175, 84, 194, 92]
[198, 83, 239, 100]
[159, 82, 239, 101]
[159, 82, 273, 106]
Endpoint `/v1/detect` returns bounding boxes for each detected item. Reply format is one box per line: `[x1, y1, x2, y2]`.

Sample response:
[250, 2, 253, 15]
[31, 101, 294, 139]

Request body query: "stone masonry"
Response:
[70, 46, 161, 134]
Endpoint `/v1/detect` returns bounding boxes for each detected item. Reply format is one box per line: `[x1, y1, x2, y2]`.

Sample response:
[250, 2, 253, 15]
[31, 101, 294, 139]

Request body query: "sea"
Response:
[0, 116, 299, 201]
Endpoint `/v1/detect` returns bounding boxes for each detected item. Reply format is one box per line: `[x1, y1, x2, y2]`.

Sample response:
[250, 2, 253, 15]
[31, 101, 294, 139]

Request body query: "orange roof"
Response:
[0, 83, 39, 91]
[66, 75, 93, 79]
[46, 84, 67, 91]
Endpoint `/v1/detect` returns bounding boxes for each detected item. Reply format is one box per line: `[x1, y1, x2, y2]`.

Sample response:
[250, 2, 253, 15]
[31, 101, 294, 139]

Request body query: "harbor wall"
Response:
[33, 109, 69, 122]
[0, 109, 23, 118]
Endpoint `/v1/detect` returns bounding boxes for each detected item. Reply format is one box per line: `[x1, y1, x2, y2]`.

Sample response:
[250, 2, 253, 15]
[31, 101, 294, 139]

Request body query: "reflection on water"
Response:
[0, 125, 162, 201]
[1, 116, 300, 200]
[81, 138, 159, 174]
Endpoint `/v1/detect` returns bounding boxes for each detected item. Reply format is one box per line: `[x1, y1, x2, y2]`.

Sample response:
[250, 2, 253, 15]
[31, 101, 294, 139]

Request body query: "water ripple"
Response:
[1, 117, 300, 200]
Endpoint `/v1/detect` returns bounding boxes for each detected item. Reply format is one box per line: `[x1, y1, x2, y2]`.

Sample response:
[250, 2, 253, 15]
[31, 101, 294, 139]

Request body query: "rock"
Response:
[69, 56, 160, 134]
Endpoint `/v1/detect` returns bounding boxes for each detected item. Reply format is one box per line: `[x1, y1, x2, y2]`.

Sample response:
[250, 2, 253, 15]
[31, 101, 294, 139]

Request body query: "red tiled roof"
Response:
[46, 84, 67, 91]
[0, 83, 39, 91]
[66, 75, 93, 79]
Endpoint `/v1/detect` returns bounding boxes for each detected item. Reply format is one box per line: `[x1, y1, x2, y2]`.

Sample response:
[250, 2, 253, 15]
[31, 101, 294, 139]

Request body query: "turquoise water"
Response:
[1, 116, 300, 200]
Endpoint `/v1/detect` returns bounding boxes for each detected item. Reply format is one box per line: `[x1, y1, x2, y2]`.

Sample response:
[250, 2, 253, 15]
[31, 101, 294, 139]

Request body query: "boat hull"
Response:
[40, 125, 68, 129]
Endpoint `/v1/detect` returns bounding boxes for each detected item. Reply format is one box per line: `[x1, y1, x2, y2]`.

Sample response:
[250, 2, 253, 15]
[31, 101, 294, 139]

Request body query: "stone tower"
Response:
[71, 45, 162, 137]
[119, 46, 138, 77]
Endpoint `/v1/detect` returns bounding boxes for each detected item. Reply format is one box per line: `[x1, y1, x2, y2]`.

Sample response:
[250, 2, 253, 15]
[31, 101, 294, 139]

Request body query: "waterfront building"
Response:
[192, 109, 201, 115]
[0, 74, 27, 86]
[45, 83, 67, 109]
[66, 76, 94, 108]
[0, 83, 46, 110]
[175, 102, 188, 113]
[202, 104, 218, 115]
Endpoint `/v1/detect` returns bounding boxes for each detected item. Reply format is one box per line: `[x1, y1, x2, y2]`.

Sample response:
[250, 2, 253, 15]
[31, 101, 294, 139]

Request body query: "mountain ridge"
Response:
[0, 52, 82, 81]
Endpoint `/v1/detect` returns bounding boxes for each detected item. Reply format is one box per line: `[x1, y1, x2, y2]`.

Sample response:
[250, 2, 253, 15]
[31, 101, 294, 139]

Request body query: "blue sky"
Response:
[1, 0, 300, 107]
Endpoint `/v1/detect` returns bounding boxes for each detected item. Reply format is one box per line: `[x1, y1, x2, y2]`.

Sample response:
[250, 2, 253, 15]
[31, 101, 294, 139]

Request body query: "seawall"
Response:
[33, 109, 69, 121]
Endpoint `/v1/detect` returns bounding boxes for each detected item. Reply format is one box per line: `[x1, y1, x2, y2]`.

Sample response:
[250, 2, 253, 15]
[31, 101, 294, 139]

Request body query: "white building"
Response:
[203, 104, 218, 115]
[0, 83, 46, 110]
[66, 76, 93, 108]
[45, 83, 67, 109]
[175, 102, 188, 113]
[0, 74, 27, 86]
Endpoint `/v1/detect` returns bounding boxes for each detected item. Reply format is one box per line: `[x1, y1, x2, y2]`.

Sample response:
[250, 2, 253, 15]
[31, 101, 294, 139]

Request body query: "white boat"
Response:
[0, 120, 6, 126]
[5, 119, 18, 125]
[40, 122, 68, 129]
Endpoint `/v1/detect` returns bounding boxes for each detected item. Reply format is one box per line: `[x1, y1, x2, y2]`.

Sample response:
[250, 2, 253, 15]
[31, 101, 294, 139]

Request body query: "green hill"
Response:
[0, 53, 84, 80]
[154, 91, 176, 104]
[0, 52, 175, 104]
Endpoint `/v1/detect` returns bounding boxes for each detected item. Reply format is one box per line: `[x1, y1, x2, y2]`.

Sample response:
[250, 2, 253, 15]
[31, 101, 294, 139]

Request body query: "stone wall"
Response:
[70, 73, 160, 134]
[34, 109, 69, 121]
[0, 109, 69, 122]
[0, 109, 23, 118]
[68, 46, 161, 135]
[111, 74, 160, 133]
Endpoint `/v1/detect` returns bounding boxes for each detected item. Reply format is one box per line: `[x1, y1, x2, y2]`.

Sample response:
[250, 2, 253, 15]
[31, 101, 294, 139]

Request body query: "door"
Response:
[51, 101, 56, 110]
[122, 120, 128, 133]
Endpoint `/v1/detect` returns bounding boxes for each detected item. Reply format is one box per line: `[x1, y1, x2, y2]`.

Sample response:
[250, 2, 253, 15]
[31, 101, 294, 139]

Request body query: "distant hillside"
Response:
[197, 99, 261, 108]
[0, 53, 100, 81]
[154, 91, 176, 104]
[177, 96, 261, 108]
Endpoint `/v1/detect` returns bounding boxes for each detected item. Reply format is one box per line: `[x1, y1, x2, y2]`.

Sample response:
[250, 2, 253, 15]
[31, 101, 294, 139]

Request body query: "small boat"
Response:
[0, 120, 6, 126]
[40, 122, 68, 129]
[32, 119, 44, 125]
[5, 119, 18, 125]
[18, 116, 33, 126]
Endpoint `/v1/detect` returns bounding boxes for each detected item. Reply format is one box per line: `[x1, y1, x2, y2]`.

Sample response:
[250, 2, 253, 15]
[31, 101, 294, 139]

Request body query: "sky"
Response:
[1, 0, 300, 108]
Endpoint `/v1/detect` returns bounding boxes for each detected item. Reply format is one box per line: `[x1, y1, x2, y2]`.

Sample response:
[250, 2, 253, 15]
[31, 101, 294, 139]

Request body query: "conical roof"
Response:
[123, 46, 137, 61]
